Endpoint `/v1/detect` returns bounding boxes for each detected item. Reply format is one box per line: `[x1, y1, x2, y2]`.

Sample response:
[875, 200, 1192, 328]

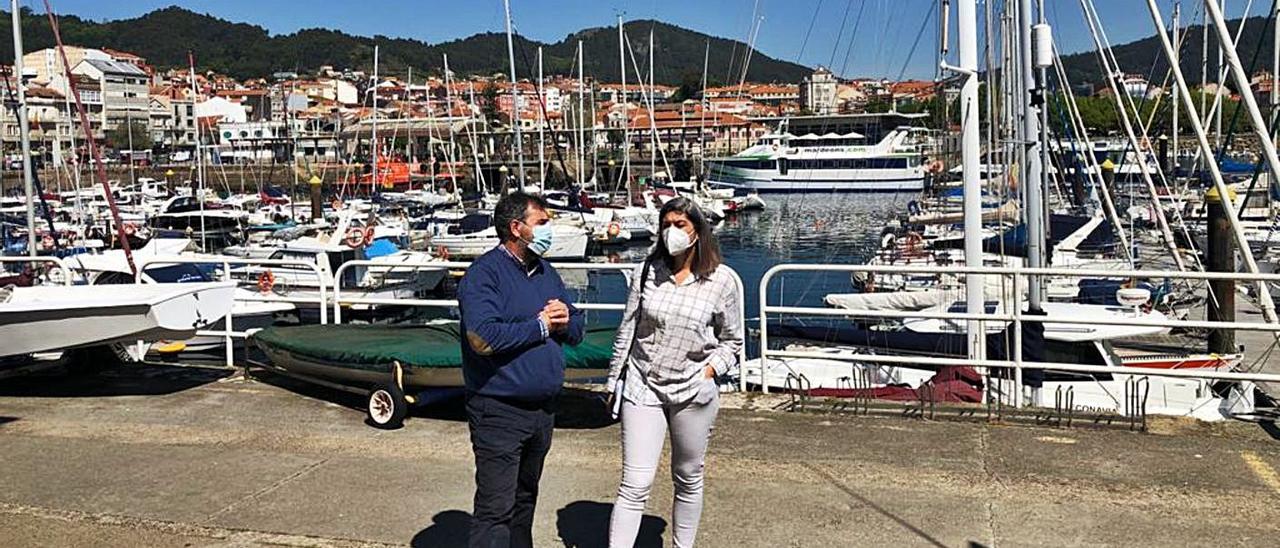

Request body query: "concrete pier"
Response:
[0, 363, 1278, 547]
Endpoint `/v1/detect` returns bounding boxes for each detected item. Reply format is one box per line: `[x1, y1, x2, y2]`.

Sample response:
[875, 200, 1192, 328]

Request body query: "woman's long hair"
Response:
[648, 196, 722, 280]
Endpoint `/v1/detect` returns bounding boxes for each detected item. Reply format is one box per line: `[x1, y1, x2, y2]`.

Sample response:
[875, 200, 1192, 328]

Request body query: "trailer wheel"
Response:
[366, 383, 407, 429]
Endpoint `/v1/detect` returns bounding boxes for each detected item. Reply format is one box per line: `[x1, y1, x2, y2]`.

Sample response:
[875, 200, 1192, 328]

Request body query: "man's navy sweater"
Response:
[457, 246, 585, 402]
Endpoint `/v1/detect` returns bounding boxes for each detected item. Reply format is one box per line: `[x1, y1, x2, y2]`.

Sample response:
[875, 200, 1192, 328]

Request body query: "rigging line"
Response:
[725, 0, 761, 85]
[796, 0, 826, 64]
[827, 0, 856, 69]
[512, 24, 574, 188]
[838, 0, 869, 76]
[1218, 0, 1272, 158]
[894, 0, 940, 84]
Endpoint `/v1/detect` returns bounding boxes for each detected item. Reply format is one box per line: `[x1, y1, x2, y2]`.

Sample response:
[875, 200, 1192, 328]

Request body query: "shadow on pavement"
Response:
[556, 500, 666, 548]
[250, 371, 616, 429]
[0, 362, 232, 398]
[411, 509, 471, 548]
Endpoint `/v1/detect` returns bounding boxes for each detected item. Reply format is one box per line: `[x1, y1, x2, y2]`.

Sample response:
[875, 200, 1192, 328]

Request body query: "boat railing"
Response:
[331, 260, 751, 390]
[0, 256, 73, 286]
[759, 263, 1280, 406]
[134, 257, 331, 369]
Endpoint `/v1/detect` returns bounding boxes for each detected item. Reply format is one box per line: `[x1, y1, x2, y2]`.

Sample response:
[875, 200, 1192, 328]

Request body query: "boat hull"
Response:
[0, 282, 236, 357]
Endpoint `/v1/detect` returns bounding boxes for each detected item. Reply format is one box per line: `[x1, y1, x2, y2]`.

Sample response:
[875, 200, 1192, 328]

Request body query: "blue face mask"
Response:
[521, 222, 554, 256]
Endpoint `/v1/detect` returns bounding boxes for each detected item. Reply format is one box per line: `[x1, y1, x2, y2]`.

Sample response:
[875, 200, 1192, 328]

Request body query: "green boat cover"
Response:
[253, 322, 618, 370]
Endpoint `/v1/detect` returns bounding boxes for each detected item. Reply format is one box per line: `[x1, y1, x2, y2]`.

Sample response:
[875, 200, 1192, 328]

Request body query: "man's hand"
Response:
[541, 299, 570, 333]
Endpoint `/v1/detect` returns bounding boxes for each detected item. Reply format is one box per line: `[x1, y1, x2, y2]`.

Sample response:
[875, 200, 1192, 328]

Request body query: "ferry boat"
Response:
[705, 125, 934, 193]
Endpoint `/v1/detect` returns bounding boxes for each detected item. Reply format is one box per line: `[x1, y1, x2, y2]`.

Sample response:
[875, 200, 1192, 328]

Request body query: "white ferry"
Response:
[705, 125, 934, 193]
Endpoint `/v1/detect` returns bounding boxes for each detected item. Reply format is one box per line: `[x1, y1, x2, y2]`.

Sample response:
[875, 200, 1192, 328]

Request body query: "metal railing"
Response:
[332, 260, 750, 390]
[134, 257, 331, 369]
[759, 263, 1280, 406]
[0, 256, 73, 285]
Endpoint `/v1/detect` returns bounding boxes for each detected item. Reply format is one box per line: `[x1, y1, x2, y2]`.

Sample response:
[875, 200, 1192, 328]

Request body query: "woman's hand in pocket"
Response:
[704, 365, 715, 379]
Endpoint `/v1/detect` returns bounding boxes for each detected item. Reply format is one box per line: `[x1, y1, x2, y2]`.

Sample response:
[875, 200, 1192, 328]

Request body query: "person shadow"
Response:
[410, 502, 667, 548]
[557, 500, 667, 548]
[411, 510, 471, 548]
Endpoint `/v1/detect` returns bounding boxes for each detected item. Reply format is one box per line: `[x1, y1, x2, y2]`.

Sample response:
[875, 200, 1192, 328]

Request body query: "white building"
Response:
[799, 66, 839, 115]
[51, 58, 150, 134]
[196, 96, 249, 125]
[22, 46, 111, 85]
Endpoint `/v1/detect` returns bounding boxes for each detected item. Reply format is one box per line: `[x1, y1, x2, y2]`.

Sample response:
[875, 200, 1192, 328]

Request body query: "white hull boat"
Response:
[0, 282, 236, 357]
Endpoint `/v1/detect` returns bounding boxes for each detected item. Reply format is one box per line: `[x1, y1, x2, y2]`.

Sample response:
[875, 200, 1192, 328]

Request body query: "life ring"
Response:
[123, 223, 137, 237]
[344, 227, 366, 247]
[607, 222, 622, 238]
[363, 226, 376, 246]
[926, 160, 945, 174]
[257, 270, 276, 294]
[436, 245, 451, 260]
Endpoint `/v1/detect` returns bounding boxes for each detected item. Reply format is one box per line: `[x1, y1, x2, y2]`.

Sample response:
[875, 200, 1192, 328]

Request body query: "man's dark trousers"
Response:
[467, 393, 555, 548]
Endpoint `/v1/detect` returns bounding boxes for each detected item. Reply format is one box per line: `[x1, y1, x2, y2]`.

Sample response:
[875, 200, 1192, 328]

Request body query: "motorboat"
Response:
[0, 281, 235, 358]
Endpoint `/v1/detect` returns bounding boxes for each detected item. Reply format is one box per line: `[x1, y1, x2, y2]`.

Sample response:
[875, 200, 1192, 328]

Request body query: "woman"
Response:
[605, 197, 743, 548]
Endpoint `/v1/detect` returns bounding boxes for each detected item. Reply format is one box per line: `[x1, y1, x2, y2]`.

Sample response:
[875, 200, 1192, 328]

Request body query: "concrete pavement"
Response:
[0, 362, 1278, 547]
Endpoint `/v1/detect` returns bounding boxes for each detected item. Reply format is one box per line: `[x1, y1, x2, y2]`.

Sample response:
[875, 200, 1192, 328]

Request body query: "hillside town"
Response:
[0, 45, 959, 170]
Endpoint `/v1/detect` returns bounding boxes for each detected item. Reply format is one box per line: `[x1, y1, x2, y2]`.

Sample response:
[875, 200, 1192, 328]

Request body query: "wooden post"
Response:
[309, 175, 323, 223]
[1206, 185, 1236, 354]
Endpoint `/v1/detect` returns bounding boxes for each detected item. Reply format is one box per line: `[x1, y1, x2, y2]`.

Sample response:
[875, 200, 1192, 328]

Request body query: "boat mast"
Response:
[42, 0, 135, 274]
[1172, 2, 1180, 179]
[466, 80, 487, 196]
[1273, 0, 1279, 145]
[618, 15, 630, 190]
[441, 55, 461, 196]
[502, 0, 525, 190]
[188, 51, 207, 250]
[11, 0, 37, 257]
[957, 0, 985, 362]
[648, 28, 656, 181]
[699, 39, 709, 177]
[371, 44, 379, 193]
[537, 46, 545, 192]
[1019, 0, 1045, 310]
[577, 41, 585, 187]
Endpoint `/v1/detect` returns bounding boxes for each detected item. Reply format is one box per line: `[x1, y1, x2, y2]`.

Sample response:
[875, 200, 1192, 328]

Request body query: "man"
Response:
[457, 192, 585, 548]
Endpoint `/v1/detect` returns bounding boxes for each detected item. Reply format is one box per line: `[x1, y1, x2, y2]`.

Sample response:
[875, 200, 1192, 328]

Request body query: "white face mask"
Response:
[663, 226, 696, 256]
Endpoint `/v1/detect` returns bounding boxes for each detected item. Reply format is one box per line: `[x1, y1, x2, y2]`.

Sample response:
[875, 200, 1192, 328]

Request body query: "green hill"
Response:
[1058, 15, 1274, 93]
[0, 6, 811, 85]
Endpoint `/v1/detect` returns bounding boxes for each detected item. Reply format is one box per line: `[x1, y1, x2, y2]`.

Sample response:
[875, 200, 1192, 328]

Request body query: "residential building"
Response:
[22, 46, 110, 85]
[51, 58, 150, 137]
[799, 66, 838, 115]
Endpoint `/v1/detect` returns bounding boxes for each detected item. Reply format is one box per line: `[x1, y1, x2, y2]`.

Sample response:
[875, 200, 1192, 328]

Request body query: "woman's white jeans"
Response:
[608, 384, 719, 548]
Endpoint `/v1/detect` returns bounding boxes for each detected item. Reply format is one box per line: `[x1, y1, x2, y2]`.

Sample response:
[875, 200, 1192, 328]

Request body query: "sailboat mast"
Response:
[371, 44, 379, 192]
[503, 0, 525, 189]
[958, 0, 985, 362]
[577, 41, 585, 187]
[1020, 0, 1045, 310]
[1172, 3, 1180, 176]
[188, 51, 207, 251]
[699, 39, 709, 176]
[537, 47, 545, 192]
[619, 15, 630, 188]
[1273, 1, 1279, 143]
[11, 0, 37, 257]
[648, 28, 656, 181]
[442, 55, 461, 195]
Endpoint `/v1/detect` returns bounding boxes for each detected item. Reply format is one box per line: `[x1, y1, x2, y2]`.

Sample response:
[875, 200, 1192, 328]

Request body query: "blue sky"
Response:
[30, 0, 1273, 79]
